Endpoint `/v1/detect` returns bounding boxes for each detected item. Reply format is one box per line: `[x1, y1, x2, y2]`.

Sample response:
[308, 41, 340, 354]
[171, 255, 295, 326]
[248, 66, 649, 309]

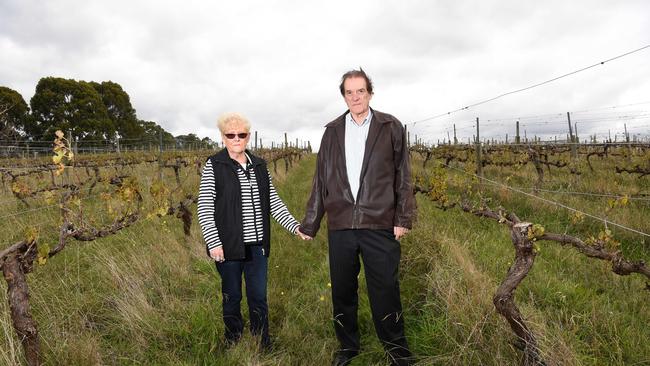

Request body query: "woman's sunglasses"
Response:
[224, 133, 249, 139]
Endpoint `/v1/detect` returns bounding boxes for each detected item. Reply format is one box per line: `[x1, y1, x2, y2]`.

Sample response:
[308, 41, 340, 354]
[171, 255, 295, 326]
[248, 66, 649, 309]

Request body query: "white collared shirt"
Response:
[345, 109, 373, 201]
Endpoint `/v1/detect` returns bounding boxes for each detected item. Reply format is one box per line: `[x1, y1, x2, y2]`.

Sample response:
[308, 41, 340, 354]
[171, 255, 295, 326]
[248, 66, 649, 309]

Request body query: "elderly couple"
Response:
[197, 69, 416, 366]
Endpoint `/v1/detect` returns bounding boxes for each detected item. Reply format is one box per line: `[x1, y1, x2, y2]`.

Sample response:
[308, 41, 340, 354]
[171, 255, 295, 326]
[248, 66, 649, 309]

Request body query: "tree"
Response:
[201, 137, 217, 149]
[90, 81, 143, 140]
[174, 133, 215, 149]
[30, 77, 114, 142]
[140, 120, 175, 145]
[0, 86, 31, 141]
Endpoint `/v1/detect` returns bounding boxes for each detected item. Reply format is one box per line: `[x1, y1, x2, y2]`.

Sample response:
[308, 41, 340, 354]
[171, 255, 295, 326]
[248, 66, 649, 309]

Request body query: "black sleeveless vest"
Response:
[208, 149, 271, 260]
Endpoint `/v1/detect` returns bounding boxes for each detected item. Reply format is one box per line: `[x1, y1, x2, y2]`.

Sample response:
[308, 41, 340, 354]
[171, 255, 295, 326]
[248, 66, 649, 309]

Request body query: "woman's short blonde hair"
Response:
[217, 112, 251, 133]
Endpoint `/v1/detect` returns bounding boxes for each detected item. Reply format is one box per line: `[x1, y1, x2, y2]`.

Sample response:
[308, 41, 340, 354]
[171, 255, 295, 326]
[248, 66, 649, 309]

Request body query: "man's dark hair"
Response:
[339, 68, 374, 96]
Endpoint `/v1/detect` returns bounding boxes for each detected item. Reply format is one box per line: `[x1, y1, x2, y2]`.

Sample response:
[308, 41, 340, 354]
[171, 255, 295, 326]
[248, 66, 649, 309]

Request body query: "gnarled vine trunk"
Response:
[2, 249, 40, 366]
[494, 222, 546, 365]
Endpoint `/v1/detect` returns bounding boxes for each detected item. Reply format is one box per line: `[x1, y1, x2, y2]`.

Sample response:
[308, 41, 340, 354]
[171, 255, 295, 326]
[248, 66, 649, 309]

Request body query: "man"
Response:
[299, 69, 416, 366]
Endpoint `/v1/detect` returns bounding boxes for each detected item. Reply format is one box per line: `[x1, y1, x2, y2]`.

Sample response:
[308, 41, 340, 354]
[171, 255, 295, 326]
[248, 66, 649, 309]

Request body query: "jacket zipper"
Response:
[352, 180, 362, 228]
[352, 195, 359, 228]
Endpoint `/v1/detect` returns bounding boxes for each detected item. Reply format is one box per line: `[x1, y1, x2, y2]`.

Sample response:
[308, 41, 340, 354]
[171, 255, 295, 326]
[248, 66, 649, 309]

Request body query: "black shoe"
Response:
[332, 350, 358, 366]
[387, 353, 413, 366]
[261, 338, 273, 352]
[224, 338, 239, 349]
[389, 358, 412, 366]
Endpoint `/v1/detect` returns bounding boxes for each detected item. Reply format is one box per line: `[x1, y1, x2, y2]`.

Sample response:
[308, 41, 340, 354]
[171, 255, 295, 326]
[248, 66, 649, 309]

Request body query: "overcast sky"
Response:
[1, 0, 649, 149]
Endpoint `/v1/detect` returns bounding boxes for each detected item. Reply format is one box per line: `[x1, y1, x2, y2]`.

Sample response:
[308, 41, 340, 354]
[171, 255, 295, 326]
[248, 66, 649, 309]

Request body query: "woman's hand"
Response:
[296, 226, 313, 240]
[210, 246, 225, 262]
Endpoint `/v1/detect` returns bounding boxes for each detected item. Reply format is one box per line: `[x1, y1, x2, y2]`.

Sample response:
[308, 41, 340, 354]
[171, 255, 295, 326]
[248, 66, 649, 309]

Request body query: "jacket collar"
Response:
[325, 107, 391, 128]
[327, 108, 390, 149]
[213, 148, 264, 167]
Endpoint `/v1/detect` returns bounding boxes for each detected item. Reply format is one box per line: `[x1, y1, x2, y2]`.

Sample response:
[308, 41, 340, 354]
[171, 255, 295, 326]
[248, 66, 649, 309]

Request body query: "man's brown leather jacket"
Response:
[301, 109, 416, 237]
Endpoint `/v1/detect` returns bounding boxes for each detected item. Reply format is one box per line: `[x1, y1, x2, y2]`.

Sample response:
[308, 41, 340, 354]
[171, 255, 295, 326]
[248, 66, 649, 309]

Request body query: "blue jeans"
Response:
[215, 244, 270, 347]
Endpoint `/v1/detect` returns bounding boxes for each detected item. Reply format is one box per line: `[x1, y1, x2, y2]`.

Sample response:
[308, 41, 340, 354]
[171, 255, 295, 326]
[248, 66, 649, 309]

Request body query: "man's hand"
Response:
[296, 227, 313, 240]
[394, 226, 410, 240]
[209, 246, 225, 262]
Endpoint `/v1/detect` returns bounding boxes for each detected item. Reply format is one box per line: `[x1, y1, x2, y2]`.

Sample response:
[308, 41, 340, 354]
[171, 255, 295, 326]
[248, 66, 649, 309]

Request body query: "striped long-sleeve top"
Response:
[197, 155, 300, 252]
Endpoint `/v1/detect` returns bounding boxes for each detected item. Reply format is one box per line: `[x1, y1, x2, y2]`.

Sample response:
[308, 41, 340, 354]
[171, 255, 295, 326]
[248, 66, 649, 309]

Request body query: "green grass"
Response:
[1, 152, 649, 365]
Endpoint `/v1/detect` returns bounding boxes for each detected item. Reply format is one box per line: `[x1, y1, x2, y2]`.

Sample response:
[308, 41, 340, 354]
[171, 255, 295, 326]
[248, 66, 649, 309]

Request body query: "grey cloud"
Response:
[1, 0, 648, 146]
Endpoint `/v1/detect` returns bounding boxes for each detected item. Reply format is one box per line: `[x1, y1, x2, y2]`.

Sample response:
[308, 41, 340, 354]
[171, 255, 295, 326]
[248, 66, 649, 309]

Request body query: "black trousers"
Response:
[328, 229, 411, 360]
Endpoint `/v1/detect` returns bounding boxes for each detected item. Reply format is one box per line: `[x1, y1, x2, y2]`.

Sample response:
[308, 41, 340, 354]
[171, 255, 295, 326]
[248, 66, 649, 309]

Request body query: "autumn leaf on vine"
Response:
[52, 153, 63, 164]
[570, 211, 585, 225]
[43, 191, 56, 205]
[607, 199, 616, 209]
[11, 181, 30, 197]
[24, 227, 39, 243]
[527, 224, 545, 240]
[619, 195, 629, 206]
[37, 243, 50, 265]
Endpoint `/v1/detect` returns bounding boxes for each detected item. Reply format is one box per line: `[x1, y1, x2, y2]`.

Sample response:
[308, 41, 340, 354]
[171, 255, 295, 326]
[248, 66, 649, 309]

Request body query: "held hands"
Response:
[296, 226, 313, 241]
[209, 246, 225, 263]
[210, 227, 311, 262]
[294, 226, 406, 240]
[394, 226, 410, 240]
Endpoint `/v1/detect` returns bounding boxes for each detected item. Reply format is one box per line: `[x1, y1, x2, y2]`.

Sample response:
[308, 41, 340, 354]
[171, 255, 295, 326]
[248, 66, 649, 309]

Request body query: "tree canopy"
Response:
[0, 77, 215, 150]
[90, 81, 143, 139]
[0, 86, 31, 141]
[30, 77, 113, 142]
[175, 133, 216, 149]
[140, 120, 175, 144]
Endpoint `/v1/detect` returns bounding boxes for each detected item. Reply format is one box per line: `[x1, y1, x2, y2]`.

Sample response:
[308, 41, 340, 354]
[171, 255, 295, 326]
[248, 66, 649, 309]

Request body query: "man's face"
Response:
[222, 122, 250, 155]
[343, 76, 372, 117]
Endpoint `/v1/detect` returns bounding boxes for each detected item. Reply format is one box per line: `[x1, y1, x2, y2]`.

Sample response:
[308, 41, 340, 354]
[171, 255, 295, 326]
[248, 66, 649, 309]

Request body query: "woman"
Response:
[197, 112, 307, 349]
